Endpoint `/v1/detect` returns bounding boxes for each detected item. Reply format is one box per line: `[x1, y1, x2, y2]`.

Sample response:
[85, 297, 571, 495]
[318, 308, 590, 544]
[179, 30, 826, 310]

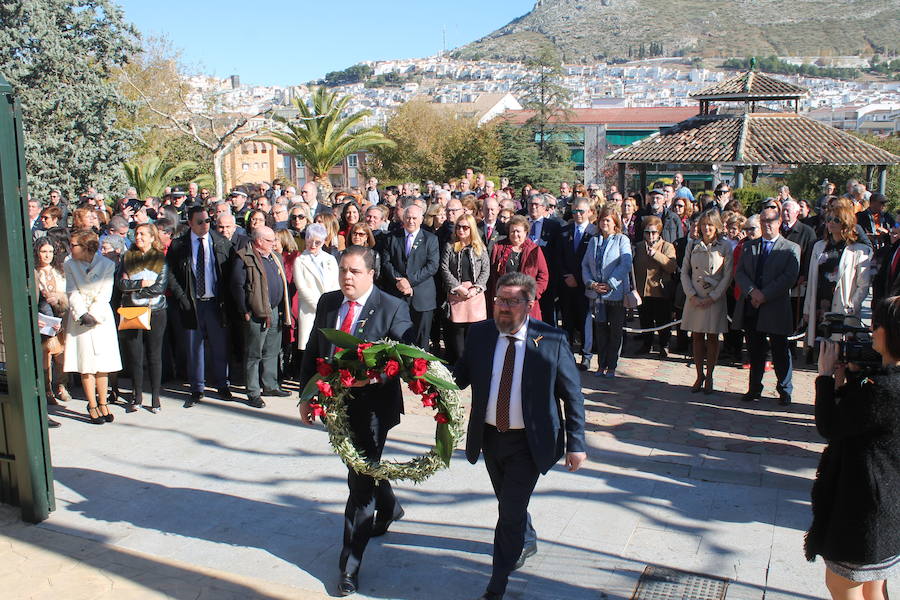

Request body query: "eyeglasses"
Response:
[643, 230, 659, 235]
[351, 231, 367, 237]
[547, 203, 557, 209]
[763, 204, 778, 210]
[571, 209, 586, 214]
[825, 216, 841, 223]
[674, 204, 685, 208]
[715, 190, 730, 195]
[494, 297, 530, 307]
[456, 225, 471, 230]
[290, 214, 307, 220]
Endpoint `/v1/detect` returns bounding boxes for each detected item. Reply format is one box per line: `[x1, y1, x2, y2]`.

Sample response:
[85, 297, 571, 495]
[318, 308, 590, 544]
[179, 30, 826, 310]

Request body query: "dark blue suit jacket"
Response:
[558, 222, 596, 287]
[453, 318, 586, 474]
[380, 228, 440, 312]
[299, 287, 414, 430]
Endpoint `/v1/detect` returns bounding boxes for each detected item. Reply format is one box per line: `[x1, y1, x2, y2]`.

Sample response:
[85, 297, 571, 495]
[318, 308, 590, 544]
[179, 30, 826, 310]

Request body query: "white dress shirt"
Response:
[485, 318, 528, 429]
[336, 284, 374, 334]
[190, 231, 215, 299]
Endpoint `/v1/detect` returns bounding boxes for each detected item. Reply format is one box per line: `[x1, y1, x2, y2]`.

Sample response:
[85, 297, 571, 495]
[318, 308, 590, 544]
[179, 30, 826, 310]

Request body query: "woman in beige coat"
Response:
[64, 229, 122, 424]
[293, 223, 339, 352]
[680, 210, 733, 394]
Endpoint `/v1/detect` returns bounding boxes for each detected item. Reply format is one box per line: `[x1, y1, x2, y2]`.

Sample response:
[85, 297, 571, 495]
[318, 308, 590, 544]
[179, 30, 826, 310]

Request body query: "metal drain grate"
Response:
[631, 565, 729, 600]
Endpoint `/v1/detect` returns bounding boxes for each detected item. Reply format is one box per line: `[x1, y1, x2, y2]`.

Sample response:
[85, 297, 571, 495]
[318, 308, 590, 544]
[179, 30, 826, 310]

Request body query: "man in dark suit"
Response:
[298, 246, 414, 596]
[634, 188, 682, 243]
[557, 198, 596, 369]
[166, 206, 236, 406]
[478, 197, 504, 257]
[873, 223, 900, 305]
[380, 203, 440, 350]
[527, 194, 562, 325]
[454, 272, 587, 600]
[733, 207, 801, 406]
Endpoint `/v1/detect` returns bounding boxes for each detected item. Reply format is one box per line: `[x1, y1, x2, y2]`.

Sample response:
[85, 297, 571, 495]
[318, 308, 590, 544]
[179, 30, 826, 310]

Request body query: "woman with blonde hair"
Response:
[680, 210, 733, 394]
[64, 229, 121, 424]
[803, 201, 872, 349]
[440, 213, 490, 363]
[424, 203, 446, 232]
[314, 211, 344, 258]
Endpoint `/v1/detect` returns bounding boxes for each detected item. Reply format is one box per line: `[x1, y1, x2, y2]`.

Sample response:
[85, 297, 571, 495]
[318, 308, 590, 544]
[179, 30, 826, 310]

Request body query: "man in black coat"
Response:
[874, 224, 900, 305]
[166, 206, 236, 405]
[380, 204, 440, 350]
[635, 188, 682, 243]
[781, 200, 817, 336]
[298, 246, 414, 596]
[527, 193, 562, 325]
[454, 272, 586, 600]
[479, 197, 504, 257]
[556, 198, 596, 369]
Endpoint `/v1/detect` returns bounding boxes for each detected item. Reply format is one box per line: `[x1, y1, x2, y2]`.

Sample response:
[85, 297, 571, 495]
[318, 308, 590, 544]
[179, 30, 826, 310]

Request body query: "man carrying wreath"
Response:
[298, 245, 414, 596]
[454, 271, 587, 600]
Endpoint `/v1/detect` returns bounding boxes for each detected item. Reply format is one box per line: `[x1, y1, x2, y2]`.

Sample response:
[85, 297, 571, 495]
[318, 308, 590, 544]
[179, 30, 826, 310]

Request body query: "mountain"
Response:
[453, 0, 900, 63]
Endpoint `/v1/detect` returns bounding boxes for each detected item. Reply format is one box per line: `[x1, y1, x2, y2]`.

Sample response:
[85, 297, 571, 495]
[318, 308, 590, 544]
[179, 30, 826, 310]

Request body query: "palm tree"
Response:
[123, 157, 203, 199]
[268, 87, 395, 205]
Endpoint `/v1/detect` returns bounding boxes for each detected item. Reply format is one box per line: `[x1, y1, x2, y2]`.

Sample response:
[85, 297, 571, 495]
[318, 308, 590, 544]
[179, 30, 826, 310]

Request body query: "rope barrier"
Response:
[620, 318, 807, 341]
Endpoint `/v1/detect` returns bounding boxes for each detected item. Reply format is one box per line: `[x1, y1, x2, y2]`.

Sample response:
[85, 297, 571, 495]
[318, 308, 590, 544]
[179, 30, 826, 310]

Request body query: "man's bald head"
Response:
[216, 212, 237, 240]
[251, 226, 277, 253]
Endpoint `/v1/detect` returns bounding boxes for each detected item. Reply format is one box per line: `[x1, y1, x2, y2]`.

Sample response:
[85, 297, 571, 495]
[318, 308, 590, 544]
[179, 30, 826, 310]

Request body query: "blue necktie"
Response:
[529, 220, 539, 242]
[574, 226, 583, 251]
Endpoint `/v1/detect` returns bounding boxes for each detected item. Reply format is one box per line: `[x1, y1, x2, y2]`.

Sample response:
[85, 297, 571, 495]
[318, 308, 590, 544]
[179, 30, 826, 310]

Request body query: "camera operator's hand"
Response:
[818, 340, 840, 376]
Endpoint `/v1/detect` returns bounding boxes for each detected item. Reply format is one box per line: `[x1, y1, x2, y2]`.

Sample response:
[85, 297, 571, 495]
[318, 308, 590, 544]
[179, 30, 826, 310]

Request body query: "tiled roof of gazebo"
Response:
[690, 71, 807, 100]
[608, 112, 900, 166]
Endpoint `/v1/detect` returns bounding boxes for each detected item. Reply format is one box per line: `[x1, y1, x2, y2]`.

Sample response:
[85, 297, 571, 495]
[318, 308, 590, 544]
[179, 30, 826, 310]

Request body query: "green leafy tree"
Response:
[497, 122, 576, 190]
[123, 157, 201, 199]
[268, 88, 396, 205]
[0, 0, 140, 198]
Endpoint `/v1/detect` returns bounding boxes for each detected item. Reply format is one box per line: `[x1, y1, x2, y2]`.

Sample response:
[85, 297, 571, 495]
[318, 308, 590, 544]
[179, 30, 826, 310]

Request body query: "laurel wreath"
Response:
[299, 329, 465, 483]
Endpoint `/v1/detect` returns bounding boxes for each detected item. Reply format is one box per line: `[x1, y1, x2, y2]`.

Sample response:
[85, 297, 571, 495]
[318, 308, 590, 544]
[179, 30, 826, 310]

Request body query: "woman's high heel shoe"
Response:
[87, 405, 105, 425]
[98, 401, 114, 423]
[690, 374, 705, 393]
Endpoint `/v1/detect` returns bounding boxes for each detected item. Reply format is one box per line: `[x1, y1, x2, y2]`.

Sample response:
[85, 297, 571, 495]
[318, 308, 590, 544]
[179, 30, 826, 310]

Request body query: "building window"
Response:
[347, 154, 358, 168]
[261, 161, 268, 169]
[242, 163, 249, 171]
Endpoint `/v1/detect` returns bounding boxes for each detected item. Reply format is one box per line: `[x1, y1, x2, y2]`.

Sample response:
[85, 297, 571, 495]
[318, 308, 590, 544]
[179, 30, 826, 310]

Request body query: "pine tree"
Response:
[0, 0, 141, 198]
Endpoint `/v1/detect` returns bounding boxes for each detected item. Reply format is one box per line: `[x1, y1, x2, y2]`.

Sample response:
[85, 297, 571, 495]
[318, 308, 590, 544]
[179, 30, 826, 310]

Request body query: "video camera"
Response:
[817, 313, 881, 368]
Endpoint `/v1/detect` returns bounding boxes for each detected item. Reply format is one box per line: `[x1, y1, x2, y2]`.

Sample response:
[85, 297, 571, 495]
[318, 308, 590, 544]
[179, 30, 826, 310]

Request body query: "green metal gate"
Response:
[0, 74, 55, 523]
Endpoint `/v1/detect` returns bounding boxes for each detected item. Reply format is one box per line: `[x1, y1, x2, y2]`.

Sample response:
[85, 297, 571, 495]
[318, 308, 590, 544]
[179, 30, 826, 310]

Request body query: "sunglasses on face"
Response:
[571, 209, 586, 214]
[291, 215, 306, 220]
[456, 225, 471, 230]
[825, 216, 841, 223]
[715, 190, 729, 195]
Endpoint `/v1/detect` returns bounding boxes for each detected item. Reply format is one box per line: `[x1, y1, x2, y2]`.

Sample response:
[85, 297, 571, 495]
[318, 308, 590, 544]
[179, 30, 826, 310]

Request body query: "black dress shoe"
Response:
[261, 388, 291, 397]
[476, 592, 503, 600]
[337, 572, 358, 596]
[741, 390, 762, 402]
[184, 392, 202, 408]
[246, 396, 266, 409]
[218, 387, 233, 401]
[371, 507, 405, 537]
[47, 418, 61, 429]
[513, 541, 538, 570]
[778, 394, 792, 406]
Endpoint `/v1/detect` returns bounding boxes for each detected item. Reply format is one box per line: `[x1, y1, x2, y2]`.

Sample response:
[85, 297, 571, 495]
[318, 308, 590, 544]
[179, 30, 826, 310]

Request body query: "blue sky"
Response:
[116, 0, 534, 86]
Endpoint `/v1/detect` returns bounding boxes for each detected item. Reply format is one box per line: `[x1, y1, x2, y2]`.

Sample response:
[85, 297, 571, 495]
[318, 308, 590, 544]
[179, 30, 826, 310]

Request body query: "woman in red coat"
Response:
[487, 214, 549, 320]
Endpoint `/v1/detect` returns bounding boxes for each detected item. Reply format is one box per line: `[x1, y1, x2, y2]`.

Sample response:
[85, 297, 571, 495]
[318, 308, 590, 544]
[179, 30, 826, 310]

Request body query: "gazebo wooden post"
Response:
[617, 162, 626, 194]
[751, 165, 760, 185]
[878, 166, 888, 194]
[735, 166, 745, 188]
[639, 165, 648, 195]
[865, 165, 874, 190]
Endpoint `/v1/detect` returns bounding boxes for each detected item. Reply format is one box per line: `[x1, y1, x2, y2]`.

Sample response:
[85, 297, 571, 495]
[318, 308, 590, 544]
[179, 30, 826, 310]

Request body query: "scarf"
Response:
[122, 247, 165, 277]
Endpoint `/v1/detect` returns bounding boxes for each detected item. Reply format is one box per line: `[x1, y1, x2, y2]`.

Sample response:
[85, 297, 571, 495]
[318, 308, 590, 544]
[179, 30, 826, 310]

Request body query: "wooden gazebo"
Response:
[608, 70, 900, 193]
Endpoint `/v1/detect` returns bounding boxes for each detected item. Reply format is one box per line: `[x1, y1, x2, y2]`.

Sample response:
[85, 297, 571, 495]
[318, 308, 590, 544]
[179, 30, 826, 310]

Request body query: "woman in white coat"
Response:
[64, 229, 122, 424]
[293, 223, 339, 353]
[803, 200, 872, 348]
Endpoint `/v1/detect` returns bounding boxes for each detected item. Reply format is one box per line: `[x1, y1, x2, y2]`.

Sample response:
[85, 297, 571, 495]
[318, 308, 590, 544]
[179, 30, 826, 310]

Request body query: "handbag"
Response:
[117, 306, 151, 331]
[43, 335, 64, 356]
[448, 282, 487, 324]
[624, 265, 642, 309]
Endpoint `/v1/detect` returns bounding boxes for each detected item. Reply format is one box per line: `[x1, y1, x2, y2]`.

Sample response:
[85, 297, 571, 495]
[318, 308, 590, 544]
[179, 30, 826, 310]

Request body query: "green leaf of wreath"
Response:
[422, 371, 460, 391]
[321, 328, 364, 349]
[361, 343, 390, 367]
[300, 373, 324, 401]
[435, 422, 453, 465]
[395, 344, 444, 362]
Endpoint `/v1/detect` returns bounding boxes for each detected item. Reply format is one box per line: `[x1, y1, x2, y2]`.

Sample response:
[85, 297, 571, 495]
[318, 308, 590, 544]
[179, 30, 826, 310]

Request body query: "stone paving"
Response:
[1, 349, 843, 599]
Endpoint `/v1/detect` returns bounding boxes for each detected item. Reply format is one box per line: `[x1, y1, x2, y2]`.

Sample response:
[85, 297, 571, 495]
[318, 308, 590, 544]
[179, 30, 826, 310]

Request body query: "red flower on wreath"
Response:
[339, 369, 356, 388]
[411, 358, 429, 377]
[434, 413, 449, 424]
[310, 403, 326, 418]
[316, 379, 334, 397]
[383, 359, 400, 378]
[408, 378, 428, 395]
[421, 393, 437, 408]
[356, 343, 373, 360]
[366, 368, 381, 380]
[316, 358, 333, 377]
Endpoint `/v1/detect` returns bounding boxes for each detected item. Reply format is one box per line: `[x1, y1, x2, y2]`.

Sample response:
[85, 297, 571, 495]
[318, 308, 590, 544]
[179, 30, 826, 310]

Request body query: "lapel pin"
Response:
[532, 335, 544, 347]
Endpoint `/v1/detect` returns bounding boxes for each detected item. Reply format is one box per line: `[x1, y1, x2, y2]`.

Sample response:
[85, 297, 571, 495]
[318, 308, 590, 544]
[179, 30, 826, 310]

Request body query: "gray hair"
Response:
[305, 223, 327, 242]
[250, 226, 273, 241]
[782, 199, 799, 213]
[745, 214, 760, 229]
[435, 189, 451, 202]
[108, 215, 129, 231]
[102, 234, 126, 254]
[496, 272, 537, 301]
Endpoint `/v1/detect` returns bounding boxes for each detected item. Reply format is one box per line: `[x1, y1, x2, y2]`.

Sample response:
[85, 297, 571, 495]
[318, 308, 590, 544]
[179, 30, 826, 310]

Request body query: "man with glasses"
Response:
[166, 206, 236, 406]
[216, 213, 249, 250]
[46, 189, 69, 226]
[732, 207, 801, 406]
[453, 272, 586, 600]
[711, 183, 732, 212]
[558, 198, 596, 369]
[527, 194, 561, 325]
[230, 226, 291, 408]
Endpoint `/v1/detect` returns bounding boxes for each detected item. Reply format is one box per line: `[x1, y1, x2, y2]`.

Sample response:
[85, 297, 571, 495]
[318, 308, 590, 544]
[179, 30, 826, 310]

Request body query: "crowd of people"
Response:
[26, 172, 899, 428]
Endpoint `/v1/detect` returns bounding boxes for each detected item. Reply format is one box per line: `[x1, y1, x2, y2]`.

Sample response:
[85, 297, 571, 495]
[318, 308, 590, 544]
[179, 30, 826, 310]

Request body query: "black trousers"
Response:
[745, 306, 793, 397]
[340, 411, 402, 575]
[539, 290, 558, 326]
[119, 308, 167, 407]
[593, 302, 626, 371]
[483, 426, 540, 596]
[444, 321, 472, 365]
[409, 308, 434, 351]
[638, 297, 672, 350]
[559, 284, 588, 354]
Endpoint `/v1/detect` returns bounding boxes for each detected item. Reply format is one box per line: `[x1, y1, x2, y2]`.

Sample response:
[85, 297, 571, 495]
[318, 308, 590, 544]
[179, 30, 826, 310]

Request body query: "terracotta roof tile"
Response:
[502, 107, 699, 125]
[608, 113, 900, 166]
[690, 71, 807, 100]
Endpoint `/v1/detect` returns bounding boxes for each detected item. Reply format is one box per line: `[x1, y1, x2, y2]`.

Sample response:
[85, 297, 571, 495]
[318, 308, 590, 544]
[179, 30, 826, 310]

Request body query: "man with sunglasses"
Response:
[557, 198, 596, 369]
[454, 272, 586, 600]
[166, 206, 236, 406]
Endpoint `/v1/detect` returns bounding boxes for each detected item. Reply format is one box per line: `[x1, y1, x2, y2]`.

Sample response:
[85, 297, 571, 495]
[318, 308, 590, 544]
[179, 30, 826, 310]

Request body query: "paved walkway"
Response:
[4, 352, 836, 599]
